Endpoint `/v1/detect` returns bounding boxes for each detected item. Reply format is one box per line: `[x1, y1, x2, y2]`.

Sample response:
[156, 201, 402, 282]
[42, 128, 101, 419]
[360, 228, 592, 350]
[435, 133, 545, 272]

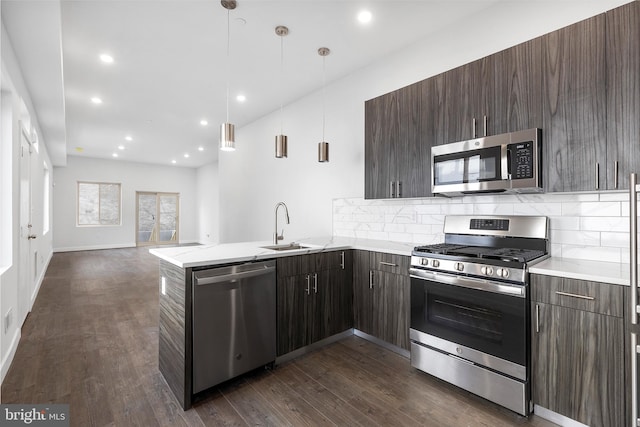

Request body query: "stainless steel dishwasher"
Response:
[192, 260, 276, 394]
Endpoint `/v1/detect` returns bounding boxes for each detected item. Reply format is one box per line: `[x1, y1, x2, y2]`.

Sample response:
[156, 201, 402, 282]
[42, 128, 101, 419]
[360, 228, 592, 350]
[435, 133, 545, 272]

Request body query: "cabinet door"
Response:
[396, 81, 431, 198]
[372, 270, 411, 350]
[443, 62, 476, 143]
[353, 250, 373, 334]
[532, 302, 624, 427]
[606, 1, 640, 190]
[364, 92, 398, 199]
[494, 37, 542, 134]
[276, 274, 310, 356]
[542, 14, 607, 192]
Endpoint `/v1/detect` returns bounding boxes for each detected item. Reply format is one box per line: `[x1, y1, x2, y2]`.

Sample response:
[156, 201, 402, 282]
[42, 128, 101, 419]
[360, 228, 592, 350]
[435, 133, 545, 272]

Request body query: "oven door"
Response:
[410, 268, 528, 378]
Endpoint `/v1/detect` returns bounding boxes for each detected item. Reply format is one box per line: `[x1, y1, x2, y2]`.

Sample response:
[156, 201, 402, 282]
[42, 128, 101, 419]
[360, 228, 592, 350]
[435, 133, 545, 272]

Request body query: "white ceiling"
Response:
[2, 0, 504, 168]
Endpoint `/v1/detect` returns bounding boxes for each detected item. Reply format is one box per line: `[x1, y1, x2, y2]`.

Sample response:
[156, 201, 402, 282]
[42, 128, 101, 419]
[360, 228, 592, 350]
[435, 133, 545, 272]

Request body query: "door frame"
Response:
[135, 191, 180, 246]
[18, 122, 34, 326]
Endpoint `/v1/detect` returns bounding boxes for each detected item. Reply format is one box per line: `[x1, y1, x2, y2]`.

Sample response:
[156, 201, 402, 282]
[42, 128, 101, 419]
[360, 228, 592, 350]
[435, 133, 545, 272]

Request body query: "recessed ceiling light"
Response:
[200, 119, 208, 126]
[125, 135, 133, 141]
[357, 10, 372, 24]
[236, 94, 246, 102]
[198, 146, 204, 152]
[112, 153, 118, 158]
[184, 153, 190, 158]
[118, 145, 125, 150]
[100, 53, 114, 63]
[171, 160, 177, 164]
[91, 97, 103, 104]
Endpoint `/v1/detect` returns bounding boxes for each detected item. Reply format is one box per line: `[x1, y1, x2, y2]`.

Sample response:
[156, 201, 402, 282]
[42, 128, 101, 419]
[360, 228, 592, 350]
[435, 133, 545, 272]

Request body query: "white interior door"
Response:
[18, 125, 34, 326]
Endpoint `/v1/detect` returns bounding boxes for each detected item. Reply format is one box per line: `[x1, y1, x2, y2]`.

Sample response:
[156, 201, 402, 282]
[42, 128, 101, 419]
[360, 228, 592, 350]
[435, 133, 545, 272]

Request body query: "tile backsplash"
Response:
[333, 191, 632, 264]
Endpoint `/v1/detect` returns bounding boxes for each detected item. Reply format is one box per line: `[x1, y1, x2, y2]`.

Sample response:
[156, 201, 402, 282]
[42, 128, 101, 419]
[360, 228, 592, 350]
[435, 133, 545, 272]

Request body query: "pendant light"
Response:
[275, 25, 289, 158]
[318, 47, 330, 162]
[220, 0, 237, 151]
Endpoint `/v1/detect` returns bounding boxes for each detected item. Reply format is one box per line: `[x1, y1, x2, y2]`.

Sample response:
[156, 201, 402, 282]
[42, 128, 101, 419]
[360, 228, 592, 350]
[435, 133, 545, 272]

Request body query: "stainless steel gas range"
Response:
[409, 215, 549, 416]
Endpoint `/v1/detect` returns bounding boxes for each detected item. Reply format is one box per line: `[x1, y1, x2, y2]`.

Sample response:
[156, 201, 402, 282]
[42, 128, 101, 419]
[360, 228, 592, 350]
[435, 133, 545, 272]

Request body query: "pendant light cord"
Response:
[279, 34, 284, 134]
[226, 9, 230, 123]
[322, 55, 326, 142]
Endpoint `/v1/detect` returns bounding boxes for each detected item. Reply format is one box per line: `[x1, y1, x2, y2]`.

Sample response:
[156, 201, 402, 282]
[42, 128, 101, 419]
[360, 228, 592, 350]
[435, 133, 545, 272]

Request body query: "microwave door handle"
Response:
[503, 145, 511, 180]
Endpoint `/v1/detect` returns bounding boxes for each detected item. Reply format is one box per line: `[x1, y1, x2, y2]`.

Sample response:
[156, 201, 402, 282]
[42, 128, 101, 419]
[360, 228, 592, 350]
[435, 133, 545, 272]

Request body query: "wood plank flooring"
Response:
[1, 247, 558, 427]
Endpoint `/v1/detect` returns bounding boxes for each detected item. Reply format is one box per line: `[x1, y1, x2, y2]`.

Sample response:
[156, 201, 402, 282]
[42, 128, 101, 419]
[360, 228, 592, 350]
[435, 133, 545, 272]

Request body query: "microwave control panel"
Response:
[508, 141, 534, 179]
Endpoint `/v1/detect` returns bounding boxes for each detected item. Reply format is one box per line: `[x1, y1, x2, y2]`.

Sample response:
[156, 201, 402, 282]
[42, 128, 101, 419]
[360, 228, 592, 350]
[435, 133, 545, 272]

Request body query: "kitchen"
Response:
[1, 0, 639, 426]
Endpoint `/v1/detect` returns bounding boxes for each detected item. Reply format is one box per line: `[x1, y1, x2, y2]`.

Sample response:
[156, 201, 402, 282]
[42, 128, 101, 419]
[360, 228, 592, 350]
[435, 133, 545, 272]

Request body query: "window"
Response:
[77, 182, 121, 226]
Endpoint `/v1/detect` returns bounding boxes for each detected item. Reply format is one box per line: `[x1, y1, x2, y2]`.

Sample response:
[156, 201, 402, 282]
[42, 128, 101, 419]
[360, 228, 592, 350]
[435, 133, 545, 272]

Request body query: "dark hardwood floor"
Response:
[1, 247, 557, 426]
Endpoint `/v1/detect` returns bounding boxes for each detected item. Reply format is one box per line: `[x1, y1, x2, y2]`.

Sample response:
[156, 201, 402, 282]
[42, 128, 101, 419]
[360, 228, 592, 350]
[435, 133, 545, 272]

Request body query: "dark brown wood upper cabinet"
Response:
[606, 0, 640, 191]
[494, 37, 543, 134]
[542, 14, 607, 192]
[365, 1, 639, 198]
[364, 81, 432, 199]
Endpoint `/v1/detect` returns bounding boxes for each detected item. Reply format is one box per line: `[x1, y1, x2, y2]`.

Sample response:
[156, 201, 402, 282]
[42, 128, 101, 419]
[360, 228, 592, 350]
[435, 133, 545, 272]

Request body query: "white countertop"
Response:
[149, 236, 414, 269]
[150, 237, 632, 286]
[529, 257, 630, 286]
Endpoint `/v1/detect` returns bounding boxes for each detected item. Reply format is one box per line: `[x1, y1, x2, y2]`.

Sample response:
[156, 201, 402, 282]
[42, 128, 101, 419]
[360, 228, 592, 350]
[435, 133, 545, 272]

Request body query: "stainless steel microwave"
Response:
[431, 128, 542, 197]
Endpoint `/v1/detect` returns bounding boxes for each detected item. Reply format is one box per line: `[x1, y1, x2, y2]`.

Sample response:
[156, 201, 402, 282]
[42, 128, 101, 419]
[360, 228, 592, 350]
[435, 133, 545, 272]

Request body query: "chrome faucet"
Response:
[273, 202, 290, 244]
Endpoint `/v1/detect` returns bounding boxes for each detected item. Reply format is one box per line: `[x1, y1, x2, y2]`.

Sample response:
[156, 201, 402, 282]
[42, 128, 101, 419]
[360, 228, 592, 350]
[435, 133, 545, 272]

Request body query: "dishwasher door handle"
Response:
[195, 267, 275, 286]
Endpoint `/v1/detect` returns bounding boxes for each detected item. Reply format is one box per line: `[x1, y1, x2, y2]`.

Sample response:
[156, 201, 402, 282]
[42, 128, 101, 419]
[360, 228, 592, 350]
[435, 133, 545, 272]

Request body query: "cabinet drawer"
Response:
[370, 252, 409, 275]
[276, 251, 348, 277]
[530, 274, 624, 317]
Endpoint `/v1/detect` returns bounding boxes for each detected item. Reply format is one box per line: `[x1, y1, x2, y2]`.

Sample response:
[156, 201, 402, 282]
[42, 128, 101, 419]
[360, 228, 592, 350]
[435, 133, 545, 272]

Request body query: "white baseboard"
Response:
[1, 327, 21, 385]
[30, 250, 52, 309]
[53, 243, 136, 252]
[534, 405, 588, 427]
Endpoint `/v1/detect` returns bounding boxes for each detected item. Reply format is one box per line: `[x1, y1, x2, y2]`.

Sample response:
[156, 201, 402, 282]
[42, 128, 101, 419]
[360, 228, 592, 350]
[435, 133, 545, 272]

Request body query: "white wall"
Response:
[52, 156, 198, 251]
[196, 162, 220, 244]
[1, 21, 54, 383]
[219, 0, 632, 244]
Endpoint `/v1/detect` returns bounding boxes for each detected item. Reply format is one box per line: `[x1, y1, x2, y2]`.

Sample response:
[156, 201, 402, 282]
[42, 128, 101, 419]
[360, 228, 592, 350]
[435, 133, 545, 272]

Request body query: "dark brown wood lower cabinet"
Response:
[276, 252, 352, 356]
[531, 276, 624, 427]
[353, 250, 410, 351]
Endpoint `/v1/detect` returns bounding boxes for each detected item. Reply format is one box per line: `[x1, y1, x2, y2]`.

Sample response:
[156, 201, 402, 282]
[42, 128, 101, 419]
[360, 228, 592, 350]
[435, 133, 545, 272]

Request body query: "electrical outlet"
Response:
[4, 308, 12, 334]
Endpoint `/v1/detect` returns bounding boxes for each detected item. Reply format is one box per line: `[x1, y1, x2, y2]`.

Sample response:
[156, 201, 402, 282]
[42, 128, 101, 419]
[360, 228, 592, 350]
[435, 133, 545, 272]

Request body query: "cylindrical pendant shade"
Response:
[220, 122, 235, 151]
[318, 141, 329, 162]
[275, 135, 288, 158]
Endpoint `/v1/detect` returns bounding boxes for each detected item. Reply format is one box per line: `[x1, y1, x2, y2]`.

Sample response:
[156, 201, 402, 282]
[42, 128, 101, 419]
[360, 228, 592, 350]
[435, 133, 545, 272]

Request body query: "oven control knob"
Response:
[454, 262, 464, 272]
[497, 268, 510, 278]
[431, 259, 440, 268]
[480, 266, 493, 276]
[421, 258, 429, 266]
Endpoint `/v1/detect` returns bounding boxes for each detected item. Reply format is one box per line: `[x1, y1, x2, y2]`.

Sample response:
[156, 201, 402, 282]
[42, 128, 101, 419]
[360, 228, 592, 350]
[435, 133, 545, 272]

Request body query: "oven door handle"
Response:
[409, 268, 525, 298]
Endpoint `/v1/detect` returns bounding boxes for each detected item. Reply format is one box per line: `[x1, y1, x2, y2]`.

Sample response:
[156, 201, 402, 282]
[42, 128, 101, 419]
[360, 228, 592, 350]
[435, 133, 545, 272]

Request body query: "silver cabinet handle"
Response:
[369, 270, 374, 289]
[340, 251, 345, 269]
[483, 115, 488, 137]
[614, 161, 619, 190]
[305, 274, 310, 295]
[379, 261, 397, 267]
[535, 304, 540, 333]
[631, 173, 638, 325]
[396, 181, 402, 198]
[472, 117, 477, 139]
[389, 181, 395, 198]
[595, 162, 600, 190]
[633, 333, 639, 427]
[313, 273, 318, 293]
[555, 291, 595, 301]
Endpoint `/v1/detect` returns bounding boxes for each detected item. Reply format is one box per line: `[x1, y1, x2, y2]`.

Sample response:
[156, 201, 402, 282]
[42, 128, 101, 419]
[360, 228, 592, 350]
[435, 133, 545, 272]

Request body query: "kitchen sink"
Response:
[260, 243, 311, 251]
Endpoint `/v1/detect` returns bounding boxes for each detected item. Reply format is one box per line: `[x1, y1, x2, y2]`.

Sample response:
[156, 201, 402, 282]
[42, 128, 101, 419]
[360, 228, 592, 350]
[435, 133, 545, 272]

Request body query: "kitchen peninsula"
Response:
[149, 237, 414, 409]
